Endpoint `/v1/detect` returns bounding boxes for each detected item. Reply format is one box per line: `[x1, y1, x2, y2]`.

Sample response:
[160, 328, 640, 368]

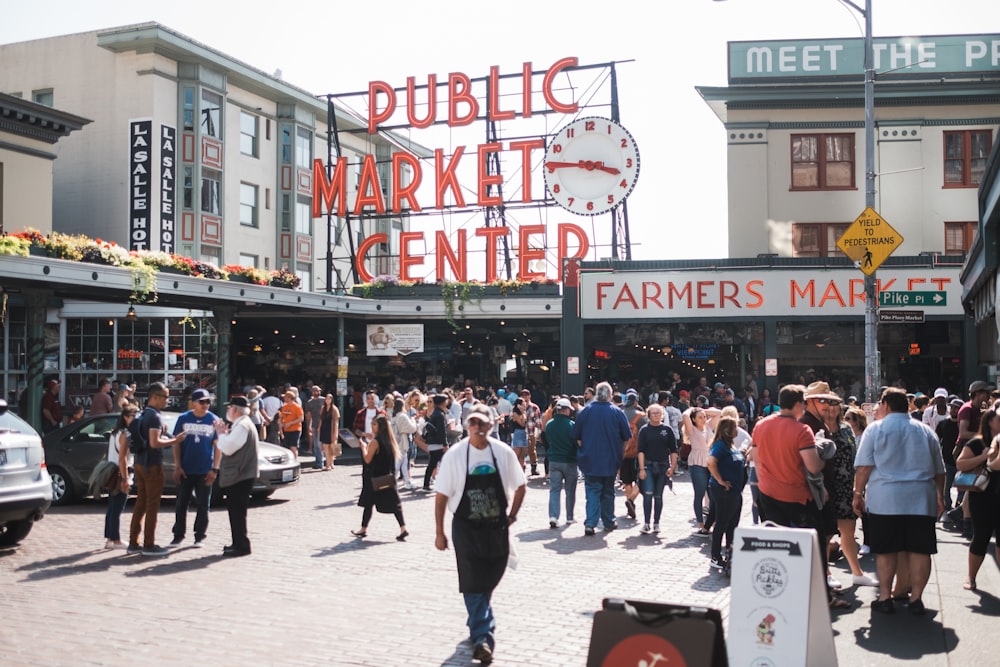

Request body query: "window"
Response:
[240, 183, 258, 227]
[295, 267, 311, 292]
[944, 130, 992, 187]
[240, 112, 258, 157]
[32, 89, 53, 107]
[791, 134, 854, 189]
[201, 169, 221, 214]
[239, 253, 258, 268]
[182, 88, 195, 130]
[201, 90, 222, 138]
[945, 221, 977, 254]
[280, 125, 292, 164]
[183, 167, 193, 209]
[295, 197, 311, 235]
[200, 245, 221, 267]
[295, 127, 312, 169]
[792, 223, 850, 257]
[280, 193, 291, 232]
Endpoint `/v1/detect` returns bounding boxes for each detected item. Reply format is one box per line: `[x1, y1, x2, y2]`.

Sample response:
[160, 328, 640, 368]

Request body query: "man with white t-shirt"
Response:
[259, 387, 282, 444]
[352, 390, 384, 443]
[435, 404, 526, 665]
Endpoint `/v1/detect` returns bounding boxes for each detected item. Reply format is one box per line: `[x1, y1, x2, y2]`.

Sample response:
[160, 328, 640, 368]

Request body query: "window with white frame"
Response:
[295, 127, 312, 169]
[240, 183, 258, 227]
[201, 169, 221, 214]
[240, 111, 258, 157]
[32, 89, 53, 107]
[201, 90, 223, 138]
[295, 197, 311, 235]
[239, 253, 258, 268]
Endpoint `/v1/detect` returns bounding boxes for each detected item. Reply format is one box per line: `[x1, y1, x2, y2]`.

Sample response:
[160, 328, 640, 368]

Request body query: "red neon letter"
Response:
[518, 224, 546, 280]
[399, 231, 424, 282]
[435, 147, 466, 209]
[557, 223, 590, 276]
[368, 81, 395, 134]
[475, 226, 509, 283]
[509, 139, 544, 202]
[448, 72, 478, 127]
[355, 233, 387, 283]
[435, 229, 467, 281]
[353, 154, 386, 215]
[312, 157, 348, 217]
[487, 66, 515, 121]
[522, 61, 533, 118]
[477, 142, 503, 207]
[391, 151, 422, 213]
[406, 75, 436, 129]
[542, 57, 578, 114]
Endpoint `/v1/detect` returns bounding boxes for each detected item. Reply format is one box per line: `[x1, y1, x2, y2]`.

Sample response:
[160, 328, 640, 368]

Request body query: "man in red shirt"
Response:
[752, 384, 839, 608]
[41, 379, 64, 433]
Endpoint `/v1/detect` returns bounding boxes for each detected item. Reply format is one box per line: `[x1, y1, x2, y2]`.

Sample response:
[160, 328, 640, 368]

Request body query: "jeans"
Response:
[689, 465, 710, 525]
[463, 591, 496, 649]
[944, 463, 957, 510]
[424, 448, 445, 489]
[104, 491, 129, 541]
[395, 446, 412, 487]
[311, 426, 324, 468]
[758, 491, 830, 599]
[548, 461, 578, 522]
[172, 473, 213, 541]
[130, 463, 165, 548]
[640, 462, 669, 524]
[709, 484, 743, 559]
[224, 477, 254, 554]
[584, 475, 616, 529]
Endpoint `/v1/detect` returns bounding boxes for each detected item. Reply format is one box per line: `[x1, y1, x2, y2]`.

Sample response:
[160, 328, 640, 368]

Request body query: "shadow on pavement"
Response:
[968, 589, 1000, 616]
[314, 538, 386, 557]
[125, 553, 221, 577]
[542, 532, 619, 554]
[852, 610, 958, 659]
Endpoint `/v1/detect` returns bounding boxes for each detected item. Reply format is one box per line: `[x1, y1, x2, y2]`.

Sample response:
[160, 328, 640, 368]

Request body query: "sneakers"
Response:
[193, 539, 205, 548]
[852, 573, 879, 587]
[604, 521, 619, 532]
[859, 544, 871, 555]
[625, 499, 637, 519]
[827, 574, 843, 590]
[472, 641, 494, 665]
[126, 543, 142, 555]
[652, 523, 660, 533]
[584, 526, 596, 536]
[104, 540, 125, 550]
[549, 518, 558, 529]
[640, 524, 652, 534]
[168, 536, 184, 548]
[141, 545, 170, 557]
[709, 557, 726, 571]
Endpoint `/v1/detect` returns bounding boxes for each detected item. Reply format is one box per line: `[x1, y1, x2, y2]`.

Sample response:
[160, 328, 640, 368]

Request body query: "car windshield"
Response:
[0, 410, 40, 437]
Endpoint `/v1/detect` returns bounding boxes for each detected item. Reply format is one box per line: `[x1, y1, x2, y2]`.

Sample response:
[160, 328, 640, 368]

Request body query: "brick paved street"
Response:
[2, 455, 998, 666]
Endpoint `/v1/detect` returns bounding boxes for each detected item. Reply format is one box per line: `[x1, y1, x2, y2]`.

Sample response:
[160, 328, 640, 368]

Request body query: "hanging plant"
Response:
[441, 280, 485, 329]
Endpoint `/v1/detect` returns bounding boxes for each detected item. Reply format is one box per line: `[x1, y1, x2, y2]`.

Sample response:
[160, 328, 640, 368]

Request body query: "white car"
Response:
[0, 399, 53, 546]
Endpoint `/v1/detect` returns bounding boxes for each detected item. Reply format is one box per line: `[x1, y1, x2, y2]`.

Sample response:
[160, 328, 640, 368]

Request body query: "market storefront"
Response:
[562, 256, 974, 397]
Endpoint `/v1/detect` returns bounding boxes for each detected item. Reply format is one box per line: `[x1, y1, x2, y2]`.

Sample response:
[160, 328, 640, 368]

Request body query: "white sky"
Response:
[1, 0, 996, 264]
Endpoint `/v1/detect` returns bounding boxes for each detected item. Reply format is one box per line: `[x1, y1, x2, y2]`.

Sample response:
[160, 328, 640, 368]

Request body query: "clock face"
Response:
[543, 117, 640, 216]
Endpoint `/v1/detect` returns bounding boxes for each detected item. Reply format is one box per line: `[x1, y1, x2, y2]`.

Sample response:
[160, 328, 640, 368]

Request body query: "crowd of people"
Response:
[80, 372, 1000, 664]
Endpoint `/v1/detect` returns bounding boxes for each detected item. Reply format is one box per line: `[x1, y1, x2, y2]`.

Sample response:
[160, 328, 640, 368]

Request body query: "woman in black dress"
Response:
[352, 414, 408, 541]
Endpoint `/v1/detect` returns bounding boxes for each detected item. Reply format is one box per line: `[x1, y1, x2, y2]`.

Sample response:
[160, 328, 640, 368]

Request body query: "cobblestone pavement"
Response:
[2, 456, 997, 666]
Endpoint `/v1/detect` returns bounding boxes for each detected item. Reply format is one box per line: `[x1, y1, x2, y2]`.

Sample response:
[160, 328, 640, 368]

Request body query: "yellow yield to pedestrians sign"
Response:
[836, 207, 903, 276]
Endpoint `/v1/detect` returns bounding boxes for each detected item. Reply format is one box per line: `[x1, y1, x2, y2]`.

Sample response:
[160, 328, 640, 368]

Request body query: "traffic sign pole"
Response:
[862, 0, 878, 404]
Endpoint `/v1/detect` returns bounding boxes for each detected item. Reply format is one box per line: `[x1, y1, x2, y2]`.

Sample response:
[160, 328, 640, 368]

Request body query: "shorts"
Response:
[619, 457, 638, 485]
[282, 430, 301, 450]
[511, 429, 528, 448]
[863, 513, 937, 555]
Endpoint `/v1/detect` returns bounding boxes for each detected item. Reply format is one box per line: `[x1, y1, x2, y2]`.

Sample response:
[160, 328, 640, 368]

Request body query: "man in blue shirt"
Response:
[570, 381, 631, 536]
[853, 387, 945, 615]
[170, 388, 220, 547]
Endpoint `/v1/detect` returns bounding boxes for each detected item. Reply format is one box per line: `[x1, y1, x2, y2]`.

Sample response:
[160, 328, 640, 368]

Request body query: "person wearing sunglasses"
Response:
[169, 387, 220, 548]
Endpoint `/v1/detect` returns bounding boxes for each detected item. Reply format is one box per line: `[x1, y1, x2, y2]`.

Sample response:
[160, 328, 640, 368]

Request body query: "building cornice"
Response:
[0, 93, 91, 144]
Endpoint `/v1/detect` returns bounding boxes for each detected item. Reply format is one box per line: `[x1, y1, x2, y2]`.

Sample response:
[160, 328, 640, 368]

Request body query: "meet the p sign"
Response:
[836, 207, 904, 276]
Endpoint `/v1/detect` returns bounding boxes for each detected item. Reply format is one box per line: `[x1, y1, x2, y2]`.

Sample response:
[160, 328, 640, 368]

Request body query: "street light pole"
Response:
[843, 0, 879, 402]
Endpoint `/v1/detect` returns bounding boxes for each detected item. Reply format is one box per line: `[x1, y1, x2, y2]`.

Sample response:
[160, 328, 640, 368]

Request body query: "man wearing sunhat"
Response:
[213, 395, 260, 557]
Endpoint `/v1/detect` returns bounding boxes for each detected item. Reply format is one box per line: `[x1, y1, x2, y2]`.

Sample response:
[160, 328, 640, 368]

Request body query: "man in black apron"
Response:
[435, 404, 527, 665]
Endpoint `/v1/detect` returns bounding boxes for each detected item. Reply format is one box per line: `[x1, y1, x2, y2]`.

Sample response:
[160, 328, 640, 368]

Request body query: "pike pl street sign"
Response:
[879, 291, 947, 307]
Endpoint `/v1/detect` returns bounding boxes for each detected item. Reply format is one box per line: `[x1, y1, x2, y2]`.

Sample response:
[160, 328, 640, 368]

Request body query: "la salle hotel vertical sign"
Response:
[128, 119, 176, 253]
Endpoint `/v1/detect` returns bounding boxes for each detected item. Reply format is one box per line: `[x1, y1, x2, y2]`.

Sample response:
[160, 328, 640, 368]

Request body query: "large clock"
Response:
[543, 117, 640, 216]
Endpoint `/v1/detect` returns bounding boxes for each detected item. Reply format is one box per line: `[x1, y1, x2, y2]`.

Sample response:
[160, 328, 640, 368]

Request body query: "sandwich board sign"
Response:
[728, 524, 836, 666]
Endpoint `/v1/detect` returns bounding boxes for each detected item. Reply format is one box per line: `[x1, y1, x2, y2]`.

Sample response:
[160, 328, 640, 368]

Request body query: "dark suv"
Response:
[0, 399, 53, 546]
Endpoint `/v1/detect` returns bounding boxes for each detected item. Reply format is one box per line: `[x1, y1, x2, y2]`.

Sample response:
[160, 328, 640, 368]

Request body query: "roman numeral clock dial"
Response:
[544, 117, 640, 216]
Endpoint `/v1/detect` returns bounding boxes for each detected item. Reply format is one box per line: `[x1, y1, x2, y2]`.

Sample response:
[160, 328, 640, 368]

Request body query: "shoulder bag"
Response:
[954, 468, 989, 493]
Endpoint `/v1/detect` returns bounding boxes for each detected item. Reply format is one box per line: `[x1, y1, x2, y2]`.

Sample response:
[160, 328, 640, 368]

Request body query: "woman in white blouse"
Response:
[683, 405, 722, 535]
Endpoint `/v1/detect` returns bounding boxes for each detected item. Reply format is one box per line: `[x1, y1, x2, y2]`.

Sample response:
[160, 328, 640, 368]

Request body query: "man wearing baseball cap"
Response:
[922, 388, 951, 431]
[169, 388, 220, 548]
[544, 398, 578, 528]
[213, 396, 260, 557]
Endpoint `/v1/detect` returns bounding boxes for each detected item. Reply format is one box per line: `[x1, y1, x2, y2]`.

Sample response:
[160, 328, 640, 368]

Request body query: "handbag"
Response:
[371, 472, 396, 492]
[954, 468, 990, 492]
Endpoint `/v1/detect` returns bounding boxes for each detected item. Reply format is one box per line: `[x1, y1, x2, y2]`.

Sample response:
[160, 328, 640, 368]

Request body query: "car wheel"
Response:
[47, 466, 75, 506]
[0, 519, 34, 547]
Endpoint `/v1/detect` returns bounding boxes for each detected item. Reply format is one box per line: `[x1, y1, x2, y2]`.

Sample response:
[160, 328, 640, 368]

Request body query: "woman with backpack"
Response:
[104, 405, 137, 549]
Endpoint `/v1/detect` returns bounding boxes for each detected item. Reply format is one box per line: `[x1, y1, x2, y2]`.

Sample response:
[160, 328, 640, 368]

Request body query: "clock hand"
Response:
[546, 160, 621, 175]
